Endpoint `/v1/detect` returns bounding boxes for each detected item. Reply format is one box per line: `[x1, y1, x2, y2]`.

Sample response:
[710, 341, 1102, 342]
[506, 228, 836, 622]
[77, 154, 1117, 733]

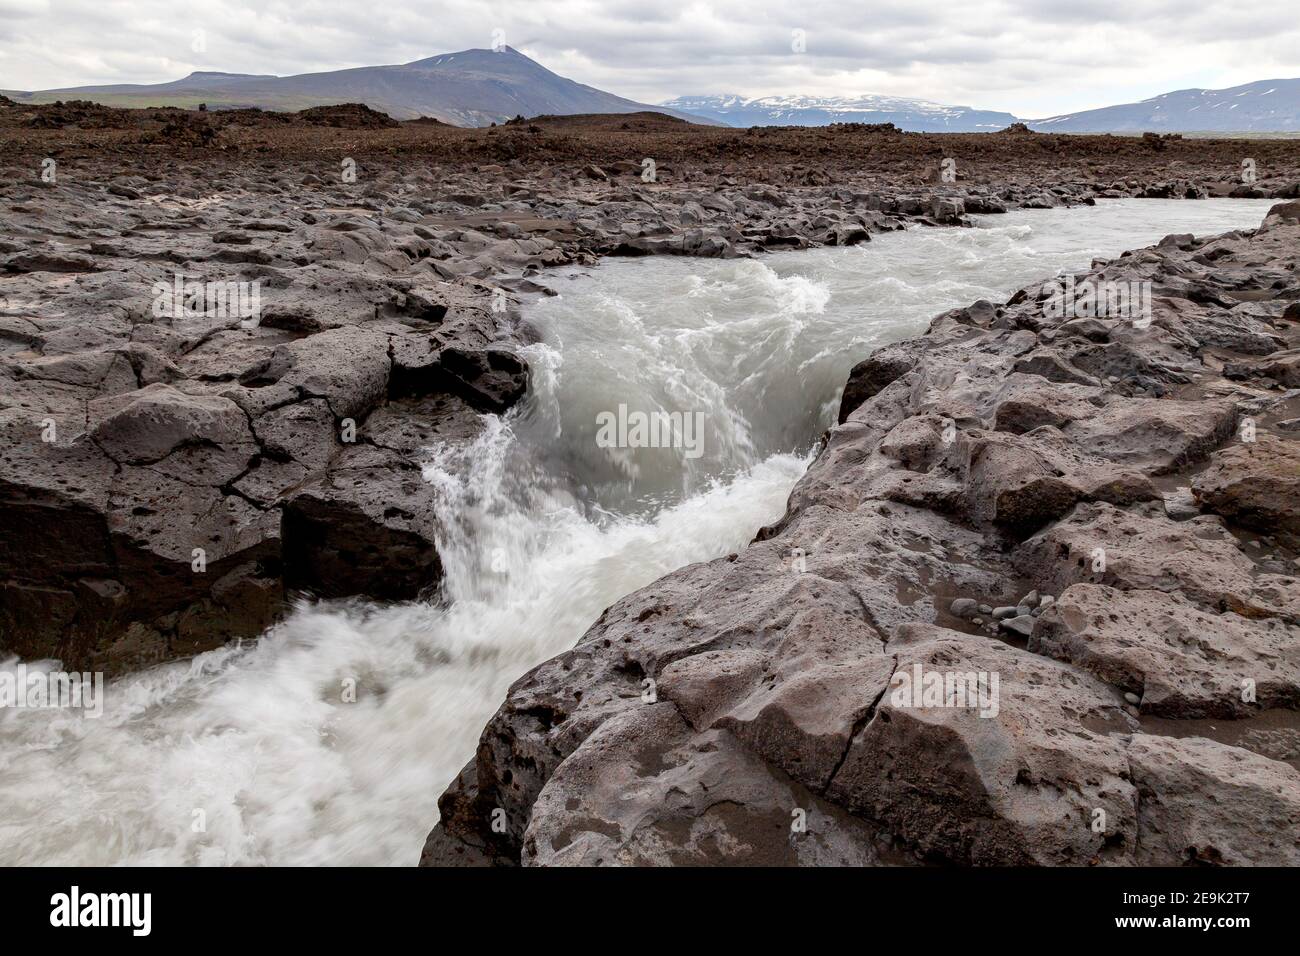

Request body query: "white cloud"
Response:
[2, 0, 1297, 117]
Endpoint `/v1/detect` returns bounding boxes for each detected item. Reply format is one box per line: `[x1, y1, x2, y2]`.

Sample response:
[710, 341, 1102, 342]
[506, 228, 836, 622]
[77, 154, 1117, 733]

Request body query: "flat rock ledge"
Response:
[423, 201, 1300, 867]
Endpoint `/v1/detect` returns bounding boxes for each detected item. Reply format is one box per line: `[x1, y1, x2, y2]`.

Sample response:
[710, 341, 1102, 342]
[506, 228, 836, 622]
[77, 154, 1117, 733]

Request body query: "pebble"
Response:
[1124, 692, 1141, 706]
[993, 606, 1018, 619]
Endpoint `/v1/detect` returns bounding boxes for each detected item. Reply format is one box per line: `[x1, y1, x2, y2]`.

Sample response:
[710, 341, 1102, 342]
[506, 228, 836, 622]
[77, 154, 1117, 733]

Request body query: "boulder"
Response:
[1192, 433, 1300, 540]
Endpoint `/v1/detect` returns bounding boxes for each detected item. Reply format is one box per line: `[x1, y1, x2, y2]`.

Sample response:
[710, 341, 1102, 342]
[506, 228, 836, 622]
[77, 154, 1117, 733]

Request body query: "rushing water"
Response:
[0, 199, 1277, 866]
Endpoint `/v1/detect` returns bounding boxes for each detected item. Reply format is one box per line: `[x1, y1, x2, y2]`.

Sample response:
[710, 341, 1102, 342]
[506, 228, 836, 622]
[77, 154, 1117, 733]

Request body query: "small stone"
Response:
[950, 598, 979, 618]
[993, 606, 1019, 619]
[971, 617, 984, 625]
[1020, 589, 1040, 608]
[1000, 615, 1035, 638]
[1124, 692, 1141, 706]
[978, 604, 993, 615]
[1162, 487, 1200, 520]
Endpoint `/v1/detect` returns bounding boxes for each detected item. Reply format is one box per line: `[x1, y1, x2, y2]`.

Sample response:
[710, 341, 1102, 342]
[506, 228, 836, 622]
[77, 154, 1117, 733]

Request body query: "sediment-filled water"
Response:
[0, 199, 1276, 865]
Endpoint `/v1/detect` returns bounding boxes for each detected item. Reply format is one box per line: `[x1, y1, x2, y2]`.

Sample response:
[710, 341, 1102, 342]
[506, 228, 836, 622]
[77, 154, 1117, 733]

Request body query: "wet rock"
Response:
[1192, 434, 1300, 540]
[282, 445, 442, 601]
[523, 705, 888, 866]
[1033, 583, 1300, 717]
[838, 341, 921, 423]
[1127, 735, 1300, 865]
[89, 383, 252, 465]
[1014, 502, 1300, 621]
[0, 187, 538, 669]
[826, 625, 1138, 866]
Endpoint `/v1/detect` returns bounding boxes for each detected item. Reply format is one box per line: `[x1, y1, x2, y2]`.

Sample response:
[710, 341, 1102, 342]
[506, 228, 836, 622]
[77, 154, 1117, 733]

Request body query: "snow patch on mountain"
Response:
[661, 93, 1019, 131]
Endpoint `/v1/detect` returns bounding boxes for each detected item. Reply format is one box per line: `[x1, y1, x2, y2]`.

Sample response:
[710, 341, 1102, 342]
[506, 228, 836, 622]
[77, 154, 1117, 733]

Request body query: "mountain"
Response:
[10, 47, 714, 127]
[19, 54, 1299, 134]
[660, 93, 1019, 131]
[665, 80, 1300, 134]
[1027, 79, 1300, 133]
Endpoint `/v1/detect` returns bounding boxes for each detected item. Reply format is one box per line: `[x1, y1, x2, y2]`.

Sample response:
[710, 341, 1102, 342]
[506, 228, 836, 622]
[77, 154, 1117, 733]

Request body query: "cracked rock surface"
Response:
[1, 163, 529, 671]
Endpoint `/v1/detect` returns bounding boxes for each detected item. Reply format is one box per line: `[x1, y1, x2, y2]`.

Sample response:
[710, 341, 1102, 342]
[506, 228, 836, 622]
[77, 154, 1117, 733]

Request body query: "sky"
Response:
[2, 0, 1298, 117]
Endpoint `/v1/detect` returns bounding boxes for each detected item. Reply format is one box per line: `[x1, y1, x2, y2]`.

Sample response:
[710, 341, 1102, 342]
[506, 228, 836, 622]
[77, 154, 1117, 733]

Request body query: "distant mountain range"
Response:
[1026, 78, 1300, 133]
[666, 80, 1300, 134]
[660, 94, 1019, 132]
[9, 49, 1299, 134]
[5, 47, 714, 127]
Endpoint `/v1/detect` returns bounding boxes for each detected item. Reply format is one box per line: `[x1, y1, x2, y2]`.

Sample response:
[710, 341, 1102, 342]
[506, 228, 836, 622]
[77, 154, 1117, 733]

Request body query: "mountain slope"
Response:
[1028, 79, 1300, 133]
[13, 48, 714, 127]
[661, 93, 1018, 131]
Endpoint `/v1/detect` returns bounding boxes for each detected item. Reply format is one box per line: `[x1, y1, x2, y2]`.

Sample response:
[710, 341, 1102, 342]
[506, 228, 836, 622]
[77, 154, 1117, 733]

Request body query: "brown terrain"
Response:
[1, 97, 1298, 866]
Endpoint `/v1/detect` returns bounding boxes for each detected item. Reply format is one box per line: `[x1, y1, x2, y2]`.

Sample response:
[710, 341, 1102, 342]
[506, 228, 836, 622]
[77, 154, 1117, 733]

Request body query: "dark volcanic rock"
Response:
[0, 174, 535, 671]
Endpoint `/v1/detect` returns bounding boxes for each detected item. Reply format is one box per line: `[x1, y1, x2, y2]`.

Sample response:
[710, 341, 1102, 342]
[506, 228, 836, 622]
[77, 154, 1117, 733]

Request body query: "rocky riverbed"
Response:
[2, 100, 1299, 866]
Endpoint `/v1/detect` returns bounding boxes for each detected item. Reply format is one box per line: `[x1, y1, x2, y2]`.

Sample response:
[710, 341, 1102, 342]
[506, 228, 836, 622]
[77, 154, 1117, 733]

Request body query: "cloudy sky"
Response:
[2, 0, 1297, 116]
